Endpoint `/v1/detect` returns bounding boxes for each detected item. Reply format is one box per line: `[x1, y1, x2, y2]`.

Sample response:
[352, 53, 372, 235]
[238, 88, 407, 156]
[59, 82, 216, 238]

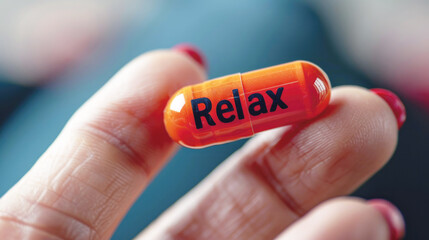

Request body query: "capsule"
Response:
[164, 61, 331, 148]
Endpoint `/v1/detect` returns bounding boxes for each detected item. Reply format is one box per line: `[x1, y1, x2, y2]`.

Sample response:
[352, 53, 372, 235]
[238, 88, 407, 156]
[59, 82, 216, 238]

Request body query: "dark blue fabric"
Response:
[0, 81, 34, 128]
[0, 1, 427, 239]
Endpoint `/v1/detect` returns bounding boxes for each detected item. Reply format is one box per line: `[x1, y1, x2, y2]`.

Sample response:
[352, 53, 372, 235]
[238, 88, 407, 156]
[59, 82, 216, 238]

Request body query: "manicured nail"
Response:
[368, 199, 405, 240]
[371, 88, 406, 129]
[172, 43, 206, 70]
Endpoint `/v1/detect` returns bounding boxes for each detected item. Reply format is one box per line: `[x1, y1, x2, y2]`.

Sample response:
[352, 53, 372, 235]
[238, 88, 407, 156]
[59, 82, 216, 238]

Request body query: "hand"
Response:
[0, 46, 405, 240]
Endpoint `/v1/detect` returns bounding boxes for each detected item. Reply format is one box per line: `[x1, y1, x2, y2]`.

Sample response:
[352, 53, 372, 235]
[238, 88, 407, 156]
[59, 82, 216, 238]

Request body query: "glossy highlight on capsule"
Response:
[164, 61, 331, 148]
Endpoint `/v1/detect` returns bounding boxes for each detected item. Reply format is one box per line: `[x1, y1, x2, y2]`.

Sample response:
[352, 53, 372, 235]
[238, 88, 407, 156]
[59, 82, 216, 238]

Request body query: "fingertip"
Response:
[370, 88, 406, 130]
[276, 197, 392, 240]
[368, 199, 405, 240]
[172, 43, 207, 70]
[330, 86, 399, 162]
[116, 49, 206, 93]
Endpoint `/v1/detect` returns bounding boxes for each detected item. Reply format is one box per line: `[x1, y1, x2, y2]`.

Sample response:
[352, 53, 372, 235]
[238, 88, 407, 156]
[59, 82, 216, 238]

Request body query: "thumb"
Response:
[276, 197, 405, 240]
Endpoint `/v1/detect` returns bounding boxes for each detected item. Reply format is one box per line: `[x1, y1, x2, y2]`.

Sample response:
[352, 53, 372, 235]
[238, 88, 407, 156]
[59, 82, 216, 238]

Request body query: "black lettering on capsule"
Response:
[216, 100, 235, 123]
[233, 89, 245, 120]
[248, 93, 268, 116]
[191, 87, 287, 129]
[266, 87, 288, 111]
[191, 98, 216, 129]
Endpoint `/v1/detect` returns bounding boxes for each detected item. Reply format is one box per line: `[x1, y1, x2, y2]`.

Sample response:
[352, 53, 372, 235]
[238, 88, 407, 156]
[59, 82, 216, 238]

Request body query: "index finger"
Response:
[0, 48, 205, 239]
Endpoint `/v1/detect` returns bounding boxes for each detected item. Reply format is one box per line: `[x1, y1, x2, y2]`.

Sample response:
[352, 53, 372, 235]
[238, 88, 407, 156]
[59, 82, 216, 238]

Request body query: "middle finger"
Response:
[138, 86, 399, 240]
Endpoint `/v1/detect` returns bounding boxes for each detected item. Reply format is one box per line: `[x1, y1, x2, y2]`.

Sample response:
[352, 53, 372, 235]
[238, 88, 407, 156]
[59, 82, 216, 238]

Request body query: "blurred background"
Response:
[0, 0, 428, 239]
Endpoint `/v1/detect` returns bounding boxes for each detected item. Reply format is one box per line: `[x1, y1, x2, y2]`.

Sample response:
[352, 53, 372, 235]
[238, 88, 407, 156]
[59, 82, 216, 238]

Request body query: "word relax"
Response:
[191, 87, 288, 129]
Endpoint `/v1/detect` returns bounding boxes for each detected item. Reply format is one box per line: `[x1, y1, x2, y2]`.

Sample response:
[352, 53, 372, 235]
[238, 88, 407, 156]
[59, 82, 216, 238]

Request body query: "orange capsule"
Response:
[164, 61, 331, 148]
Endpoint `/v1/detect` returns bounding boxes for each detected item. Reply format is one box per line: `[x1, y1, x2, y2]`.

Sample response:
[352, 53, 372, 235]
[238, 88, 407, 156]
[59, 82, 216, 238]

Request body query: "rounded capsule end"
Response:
[164, 87, 201, 148]
[300, 61, 331, 118]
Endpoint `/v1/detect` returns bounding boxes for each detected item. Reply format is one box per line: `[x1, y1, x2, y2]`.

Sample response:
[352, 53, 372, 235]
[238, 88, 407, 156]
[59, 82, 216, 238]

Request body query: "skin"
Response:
[0, 50, 398, 240]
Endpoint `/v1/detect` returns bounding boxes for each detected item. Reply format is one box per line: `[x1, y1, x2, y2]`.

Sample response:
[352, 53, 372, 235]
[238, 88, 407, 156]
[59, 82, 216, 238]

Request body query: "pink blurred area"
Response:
[309, 0, 429, 110]
[1, 0, 428, 111]
[0, 0, 154, 85]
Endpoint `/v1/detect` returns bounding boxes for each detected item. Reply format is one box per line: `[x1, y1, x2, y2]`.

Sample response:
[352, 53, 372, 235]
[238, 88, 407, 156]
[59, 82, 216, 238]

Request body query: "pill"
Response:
[164, 60, 331, 148]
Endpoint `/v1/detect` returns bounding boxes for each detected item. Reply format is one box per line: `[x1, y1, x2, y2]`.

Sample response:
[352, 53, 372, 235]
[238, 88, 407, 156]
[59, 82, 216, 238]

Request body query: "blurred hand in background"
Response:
[308, 0, 429, 110]
[0, 0, 151, 85]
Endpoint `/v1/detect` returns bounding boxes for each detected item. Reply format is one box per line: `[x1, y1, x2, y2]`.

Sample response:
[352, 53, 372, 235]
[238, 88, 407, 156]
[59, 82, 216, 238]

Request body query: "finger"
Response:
[0, 48, 206, 239]
[275, 197, 405, 240]
[138, 86, 400, 240]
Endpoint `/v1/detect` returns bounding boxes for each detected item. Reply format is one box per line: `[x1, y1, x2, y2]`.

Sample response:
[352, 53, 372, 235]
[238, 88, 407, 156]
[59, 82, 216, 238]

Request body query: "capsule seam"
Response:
[239, 72, 255, 135]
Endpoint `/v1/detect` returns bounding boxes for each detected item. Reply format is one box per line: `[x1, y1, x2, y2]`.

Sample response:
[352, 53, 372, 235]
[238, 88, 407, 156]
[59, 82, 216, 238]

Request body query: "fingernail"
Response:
[172, 43, 207, 70]
[370, 88, 406, 129]
[368, 199, 405, 240]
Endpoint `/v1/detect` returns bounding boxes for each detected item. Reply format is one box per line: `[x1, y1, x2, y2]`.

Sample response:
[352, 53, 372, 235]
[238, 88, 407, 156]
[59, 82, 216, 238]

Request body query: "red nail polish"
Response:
[172, 43, 206, 70]
[368, 199, 405, 240]
[371, 88, 406, 129]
